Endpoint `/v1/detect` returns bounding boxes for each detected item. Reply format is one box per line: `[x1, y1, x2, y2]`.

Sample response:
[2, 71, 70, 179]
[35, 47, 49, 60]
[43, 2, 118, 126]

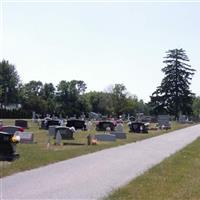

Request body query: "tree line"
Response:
[0, 48, 199, 120]
[0, 60, 148, 118]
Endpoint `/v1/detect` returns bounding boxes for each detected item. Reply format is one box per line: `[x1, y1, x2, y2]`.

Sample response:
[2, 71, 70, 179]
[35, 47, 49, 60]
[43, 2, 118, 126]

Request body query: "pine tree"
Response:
[150, 49, 196, 119]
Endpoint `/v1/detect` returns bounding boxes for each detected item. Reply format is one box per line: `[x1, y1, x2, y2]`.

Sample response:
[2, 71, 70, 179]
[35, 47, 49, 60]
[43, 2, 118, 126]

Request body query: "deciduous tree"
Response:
[0, 60, 20, 107]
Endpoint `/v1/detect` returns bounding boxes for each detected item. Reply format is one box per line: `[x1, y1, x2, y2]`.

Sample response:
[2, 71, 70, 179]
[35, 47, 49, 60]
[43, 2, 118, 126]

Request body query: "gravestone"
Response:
[115, 123, 124, 133]
[94, 134, 116, 142]
[96, 121, 115, 131]
[15, 131, 34, 144]
[86, 121, 93, 131]
[59, 119, 65, 126]
[32, 111, 36, 122]
[40, 120, 46, 129]
[48, 126, 57, 137]
[66, 119, 87, 130]
[0, 131, 20, 161]
[129, 122, 148, 133]
[105, 127, 111, 134]
[55, 126, 74, 140]
[136, 113, 144, 122]
[179, 115, 187, 124]
[46, 120, 60, 129]
[157, 115, 171, 129]
[89, 112, 101, 120]
[141, 116, 152, 123]
[55, 131, 62, 145]
[15, 120, 28, 129]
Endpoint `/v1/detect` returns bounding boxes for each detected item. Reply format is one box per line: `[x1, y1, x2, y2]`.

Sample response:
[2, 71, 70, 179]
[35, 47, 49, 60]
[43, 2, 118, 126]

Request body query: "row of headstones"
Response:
[15, 120, 34, 144]
[50, 127, 127, 143]
[129, 114, 193, 125]
[0, 120, 34, 144]
[48, 126, 75, 145]
[0, 120, 29, 128]
[49, 124, 127, 144]
[157, 115, 193, 128]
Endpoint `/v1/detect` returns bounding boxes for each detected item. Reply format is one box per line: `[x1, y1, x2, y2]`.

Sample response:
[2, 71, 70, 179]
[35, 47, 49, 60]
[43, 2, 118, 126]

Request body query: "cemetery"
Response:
[0, 8, 199, 198]
[0, 116, 193, 178]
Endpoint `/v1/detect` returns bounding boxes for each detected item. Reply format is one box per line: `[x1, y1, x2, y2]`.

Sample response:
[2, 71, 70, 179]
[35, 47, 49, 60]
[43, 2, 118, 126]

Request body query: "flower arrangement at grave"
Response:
[11, 135, 21, 143]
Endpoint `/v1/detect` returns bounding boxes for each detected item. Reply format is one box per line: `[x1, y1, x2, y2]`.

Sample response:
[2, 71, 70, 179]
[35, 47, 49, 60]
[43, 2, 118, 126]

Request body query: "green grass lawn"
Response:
[105, 137, 200, 200]
[0, 119, 192, 178]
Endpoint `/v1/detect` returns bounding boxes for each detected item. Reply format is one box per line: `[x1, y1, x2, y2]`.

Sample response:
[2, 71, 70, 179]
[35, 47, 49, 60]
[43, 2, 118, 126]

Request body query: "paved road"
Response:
[1, 125, 200, 200]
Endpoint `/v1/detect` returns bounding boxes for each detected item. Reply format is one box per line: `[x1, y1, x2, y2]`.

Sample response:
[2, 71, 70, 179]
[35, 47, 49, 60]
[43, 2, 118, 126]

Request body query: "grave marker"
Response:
[15, 132, 34, 144]
[95, 134, 116, 142]
[157, 115, 171, 129]
[15, 120, 28, 129]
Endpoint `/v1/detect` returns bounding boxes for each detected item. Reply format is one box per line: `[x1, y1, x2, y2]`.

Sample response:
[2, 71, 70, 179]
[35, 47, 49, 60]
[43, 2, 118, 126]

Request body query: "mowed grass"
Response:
[0, 119, 192, 178]
[105, 137, 200, 200]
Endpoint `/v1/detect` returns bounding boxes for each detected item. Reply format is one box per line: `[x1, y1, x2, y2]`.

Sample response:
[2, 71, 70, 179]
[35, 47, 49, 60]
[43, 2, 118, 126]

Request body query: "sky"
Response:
[0, 0, 200, 103]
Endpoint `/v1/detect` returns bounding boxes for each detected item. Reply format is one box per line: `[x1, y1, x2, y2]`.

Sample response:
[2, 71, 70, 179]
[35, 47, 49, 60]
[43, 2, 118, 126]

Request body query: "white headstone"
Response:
[115, 123, 124, 133]
[55, 131, 62, 145]
[86, 121, 93, 131]
[32, 111, 36, 119]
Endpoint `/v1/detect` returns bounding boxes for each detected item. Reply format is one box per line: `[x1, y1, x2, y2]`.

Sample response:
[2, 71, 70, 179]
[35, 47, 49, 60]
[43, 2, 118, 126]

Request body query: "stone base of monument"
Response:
[110, 132, 127, 139]
[95, 134, 116, 142]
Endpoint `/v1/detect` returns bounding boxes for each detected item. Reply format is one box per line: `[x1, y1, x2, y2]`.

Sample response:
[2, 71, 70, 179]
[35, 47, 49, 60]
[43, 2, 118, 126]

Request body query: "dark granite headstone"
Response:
[55, 126, 74, 140]
[66, 119, 87, 130]
[129, 122, 148, 133]
[96, 121, 115, 131]
[15, 120, 28, 128]
[0, 131, 20, 161]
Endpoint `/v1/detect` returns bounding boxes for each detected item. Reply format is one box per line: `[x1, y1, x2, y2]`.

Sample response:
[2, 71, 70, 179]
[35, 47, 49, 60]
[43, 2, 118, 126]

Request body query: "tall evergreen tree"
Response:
[150, 49, 196, 119]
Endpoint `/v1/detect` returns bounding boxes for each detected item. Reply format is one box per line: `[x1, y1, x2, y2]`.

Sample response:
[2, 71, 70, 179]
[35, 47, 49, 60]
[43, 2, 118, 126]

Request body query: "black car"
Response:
[96, 120, 115, 131]
[66, 119, 87, 130]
